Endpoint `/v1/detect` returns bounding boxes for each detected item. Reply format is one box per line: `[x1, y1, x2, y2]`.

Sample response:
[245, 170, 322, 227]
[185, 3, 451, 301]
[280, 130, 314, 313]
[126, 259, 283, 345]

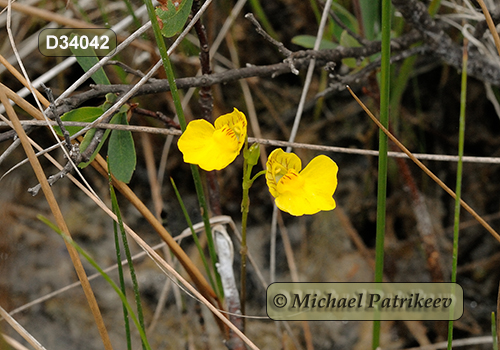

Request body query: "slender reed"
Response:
[142, 0, 223, 298]
[447, 38, 468, 350]
[492, 312, 498, 350]
[110, 179, 147, 350]
[372, 0, 391, 348]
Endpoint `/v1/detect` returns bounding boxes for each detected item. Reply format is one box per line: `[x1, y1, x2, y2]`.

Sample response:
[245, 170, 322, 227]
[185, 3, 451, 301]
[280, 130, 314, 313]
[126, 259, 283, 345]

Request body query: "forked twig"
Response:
[245, 13, 292, 57]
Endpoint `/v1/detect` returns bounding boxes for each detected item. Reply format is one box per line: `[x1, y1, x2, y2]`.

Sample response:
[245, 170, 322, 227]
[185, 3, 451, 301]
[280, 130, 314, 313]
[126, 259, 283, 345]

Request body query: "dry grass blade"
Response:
[1, 118, 261, 349]
[2, 90, 221, 341]
[0, 86, 114, 350]
[0, 78, 218, 311]
[347, 85, 500, 244]
[0, 306, 47, 350]
[91, 155, 219, 300]
[398, 335, 492, 350]
[475, 0, 500, 57]
[2, 333, 32, 350]
[51, 161, 260, 350]
[0, 53, 49, 107]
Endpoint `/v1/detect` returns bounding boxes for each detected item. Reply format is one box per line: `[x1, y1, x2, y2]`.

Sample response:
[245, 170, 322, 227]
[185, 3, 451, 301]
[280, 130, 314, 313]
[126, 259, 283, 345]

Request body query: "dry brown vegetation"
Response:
[1, 0, 500, 349]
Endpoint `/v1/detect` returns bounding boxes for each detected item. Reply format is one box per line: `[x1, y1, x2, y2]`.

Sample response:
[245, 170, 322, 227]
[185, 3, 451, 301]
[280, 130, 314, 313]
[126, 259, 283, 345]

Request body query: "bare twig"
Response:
[392, 0, 500, 86]
[325, 0, 368, 45]
[104, 60, 146, 78]
[41, 84, 72, 152]
[192, 0, 213, 121]
[133, 107, 180, 128]
[28, 159, 74, 196]
[245, 13, 292, 57]
[5, 121, 500, 168]
[38, 31, 423, 118]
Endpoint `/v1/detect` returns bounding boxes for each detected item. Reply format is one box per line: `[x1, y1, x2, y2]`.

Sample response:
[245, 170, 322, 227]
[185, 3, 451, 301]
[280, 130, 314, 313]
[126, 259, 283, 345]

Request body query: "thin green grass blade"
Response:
[492, 312, 498, 350]
[121, 0, 142, 30]
[390, 55, 417, 129]
[428, 0, 442, 16]
[111, 194, 132, 350]
[447, 40, 468, 350]
[170, 177, 216, 291]
[143, 0, 223, 299]
[372, 0, 391, 348]
[95, 0, 111, 28]
[37, 215, 152, 350]
[359, 0, 380, 40]
[109, 173, 147, 350]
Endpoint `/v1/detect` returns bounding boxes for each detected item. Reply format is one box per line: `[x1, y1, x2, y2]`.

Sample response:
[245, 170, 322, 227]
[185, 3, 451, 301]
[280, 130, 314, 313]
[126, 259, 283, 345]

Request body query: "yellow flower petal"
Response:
[300, 155, 338, 211]
[177, 118, 240, 171]
[266, 148, 302, 198]
[214, 107, 247, 151]
[266, 149, 338, 216]
[275, 186, 321, 216]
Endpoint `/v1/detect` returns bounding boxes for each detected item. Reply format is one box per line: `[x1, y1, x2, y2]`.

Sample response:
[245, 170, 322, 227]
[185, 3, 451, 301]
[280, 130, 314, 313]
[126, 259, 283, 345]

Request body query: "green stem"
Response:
[239, 142, 263, 327]
[143, 0, 223, 299]
[250, 170, 266, 184]
[39, 215, 152, 350]
[240, 140, 251, 324]
[143, 0, 186, 130]
[373, 0, 391, 348]
[447, 39, 468, 350]
[191, 164, 225, 299]
[170, 177, 216, 290]
[428, 0, 442, 16]
[110, 182, 147, 350]
[112, 202, 132, 350]
[492, 312, 498, 350]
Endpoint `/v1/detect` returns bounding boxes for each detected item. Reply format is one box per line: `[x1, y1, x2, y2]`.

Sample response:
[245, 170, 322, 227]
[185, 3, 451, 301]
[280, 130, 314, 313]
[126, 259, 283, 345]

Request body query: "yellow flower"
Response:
[266, 148, 338, 216]
[178, 108, 247, 171]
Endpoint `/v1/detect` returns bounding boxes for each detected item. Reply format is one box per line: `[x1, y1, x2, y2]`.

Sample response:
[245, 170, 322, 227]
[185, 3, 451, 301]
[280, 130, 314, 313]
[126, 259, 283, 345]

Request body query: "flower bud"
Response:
[245, 143, 261, 166]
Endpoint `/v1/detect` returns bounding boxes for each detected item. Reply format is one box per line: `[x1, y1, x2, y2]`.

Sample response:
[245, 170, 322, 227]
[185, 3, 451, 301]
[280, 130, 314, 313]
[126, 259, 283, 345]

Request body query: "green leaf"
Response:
[78, 101, 130, 169]
[291, 35, 337, 50]
[339, 30, 368, 69]
[155, 0, 194, 38]
[330, 2, 359, 41]
[70, 33, 110, 85]
[340, 30, 362, 48]
[78, 128, 112, 169]
[359, 0, 380, 40]
[56, 107, 103, 136]
[108, 113, 136, 183]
